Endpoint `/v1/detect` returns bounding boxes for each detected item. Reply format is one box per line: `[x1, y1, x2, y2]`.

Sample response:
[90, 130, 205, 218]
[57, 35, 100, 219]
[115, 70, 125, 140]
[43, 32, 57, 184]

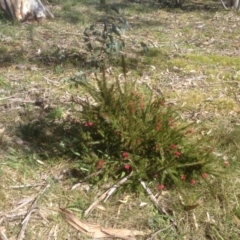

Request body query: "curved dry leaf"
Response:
[59, 208, 93, 234]
[59, 208, 146, 239]
[102, 227, 146, 239]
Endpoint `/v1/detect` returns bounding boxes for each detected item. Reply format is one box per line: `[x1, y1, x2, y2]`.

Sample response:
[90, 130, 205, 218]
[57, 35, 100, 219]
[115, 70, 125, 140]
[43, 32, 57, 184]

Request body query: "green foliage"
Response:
[39, 15, 129, 68]
[82, 16, 128, 68]
[63, 64, 222, 191]
[46, 107, 63, 120]
[0, 75, 9, 88]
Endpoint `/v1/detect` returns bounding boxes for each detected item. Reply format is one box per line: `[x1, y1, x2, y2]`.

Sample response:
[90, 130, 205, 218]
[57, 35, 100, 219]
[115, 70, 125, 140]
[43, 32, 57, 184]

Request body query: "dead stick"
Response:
[0, 198, 33, 224]
[10, 183, 45, 189]
[1, 211, 28, 222]
[8, 197, 34, 214]
[0, 96, 15, 101]
[17, 209, 37, 240]
[140, 180, 177, 227]
[84, 172, 133, 217]
[17, 184, 50, 240]
[0, 233, 8, 240]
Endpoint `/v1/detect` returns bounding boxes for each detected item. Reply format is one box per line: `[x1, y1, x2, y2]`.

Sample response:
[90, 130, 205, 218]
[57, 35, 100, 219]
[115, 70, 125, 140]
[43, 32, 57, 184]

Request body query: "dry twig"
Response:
[84, 171, 133, 217]
[17, 184, 51, 240]
[0, 211, 28, 224]
[0, 227, 8, 240]
[140, 180, 177, 228]
[9, 183, 45, 189]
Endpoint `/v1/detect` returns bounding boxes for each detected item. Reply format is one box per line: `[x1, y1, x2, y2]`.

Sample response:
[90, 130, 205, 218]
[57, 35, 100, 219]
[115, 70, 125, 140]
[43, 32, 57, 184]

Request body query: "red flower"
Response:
[224, 161, 229, 167]
[171, 144, 177, 149]
[169, 120, 175, 127]
[98, 159, 104, 165]
[157, 184, 164, 190]
[201, 173, 207, 179]
[191, 179, 196, 185]
[139, 102, 144, 109]
[97, 159, 104, 169]
[71, 118, 77, 124]
[159, 100, 165, 106]
[116, 131, 121, 136]
[188, 129, 194, 134]
[124, 164, 131, 170]
[122, 152, 129, 159]
[174, 151, 181, 158]
[155, 123, 162, 131]
[85, 121, 93, 127]
[180, 174, 186, 180]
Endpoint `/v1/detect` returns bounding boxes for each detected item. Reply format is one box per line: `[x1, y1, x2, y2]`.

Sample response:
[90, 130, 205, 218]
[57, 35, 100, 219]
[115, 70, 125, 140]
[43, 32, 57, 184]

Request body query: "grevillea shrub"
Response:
[68, 71, 221, 190]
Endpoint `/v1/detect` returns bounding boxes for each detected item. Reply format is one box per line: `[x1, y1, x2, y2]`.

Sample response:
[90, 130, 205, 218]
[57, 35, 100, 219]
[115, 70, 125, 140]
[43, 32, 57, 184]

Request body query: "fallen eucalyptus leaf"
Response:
[59, 208, 146, 239]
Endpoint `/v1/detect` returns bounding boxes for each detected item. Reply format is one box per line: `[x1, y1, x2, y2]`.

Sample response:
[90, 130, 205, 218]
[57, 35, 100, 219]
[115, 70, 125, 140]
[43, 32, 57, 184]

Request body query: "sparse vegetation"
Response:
[0, 0, 240, 239]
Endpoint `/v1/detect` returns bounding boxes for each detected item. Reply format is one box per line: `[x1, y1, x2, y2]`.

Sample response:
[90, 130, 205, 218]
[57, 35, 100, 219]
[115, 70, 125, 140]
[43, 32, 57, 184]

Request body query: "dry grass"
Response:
[1, 0, 240, 239]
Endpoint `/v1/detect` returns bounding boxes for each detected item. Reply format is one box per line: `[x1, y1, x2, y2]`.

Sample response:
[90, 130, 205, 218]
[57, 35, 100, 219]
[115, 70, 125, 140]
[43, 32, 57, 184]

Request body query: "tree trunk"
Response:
[0, 0, 54, 21]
